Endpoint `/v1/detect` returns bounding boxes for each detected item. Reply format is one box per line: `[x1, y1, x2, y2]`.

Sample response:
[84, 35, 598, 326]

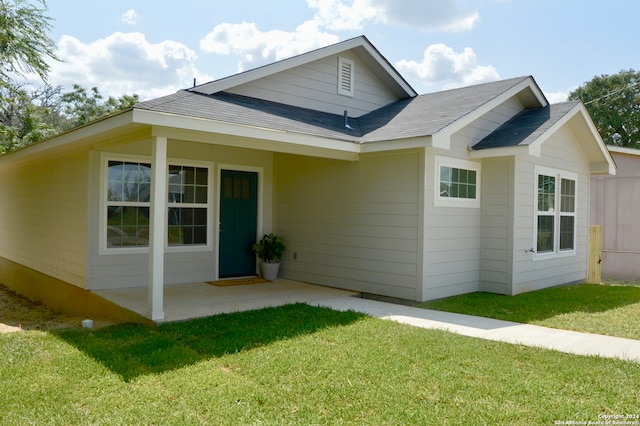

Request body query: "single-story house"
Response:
[591, 146, 640, 280]
[0, 36, 615, 321]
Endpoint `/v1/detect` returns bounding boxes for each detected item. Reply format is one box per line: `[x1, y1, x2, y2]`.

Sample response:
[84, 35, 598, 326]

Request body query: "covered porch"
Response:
[94, 279, 359, 324]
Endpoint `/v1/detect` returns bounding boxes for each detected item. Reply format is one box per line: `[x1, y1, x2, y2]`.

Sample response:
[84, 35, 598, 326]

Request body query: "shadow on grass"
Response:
[54, 303, 366, 382]
[419, 283, 640, 323]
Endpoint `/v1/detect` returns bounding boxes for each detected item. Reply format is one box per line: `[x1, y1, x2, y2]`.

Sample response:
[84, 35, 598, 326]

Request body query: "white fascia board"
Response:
[528, 103, 616, 175]
[355, 42, 417, 97]
[469, 146, 521, 159]
[526, 104, 580, 155]
[359, 136, 432, 153]
[608, 145, 640, 156]
[431, 78, 544, 151]
[0, 110, 136, 164]
[576, 103, 616, 174]
[194, 38, 369, 95]
[193, 36, 416, 98]
[132, 109, 360, 161]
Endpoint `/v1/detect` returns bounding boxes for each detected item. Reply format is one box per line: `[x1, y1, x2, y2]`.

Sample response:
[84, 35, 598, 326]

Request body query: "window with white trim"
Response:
[434, 156, 481, 208]
[167, 164, 209, 246]
[106, 160, 151, 248]
[102, 156, 210, 252]
[535, 167, 577, 256]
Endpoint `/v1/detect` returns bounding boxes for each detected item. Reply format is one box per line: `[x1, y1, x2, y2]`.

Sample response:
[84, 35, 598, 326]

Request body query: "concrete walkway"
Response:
[311, 296, 640, 363]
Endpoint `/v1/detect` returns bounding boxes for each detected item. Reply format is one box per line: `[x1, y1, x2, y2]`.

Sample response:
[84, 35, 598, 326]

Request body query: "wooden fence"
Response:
[587, 225, 602, 284]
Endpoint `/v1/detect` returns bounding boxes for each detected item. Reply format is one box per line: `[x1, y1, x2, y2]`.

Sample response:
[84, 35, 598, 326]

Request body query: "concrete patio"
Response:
[93, 279, 359, 323]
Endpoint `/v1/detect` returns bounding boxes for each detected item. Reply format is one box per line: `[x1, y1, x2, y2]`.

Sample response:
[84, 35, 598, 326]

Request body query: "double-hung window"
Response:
[102, 156, 210, 252]
[106, 160, 152, 248]
[167, 164, 209, 246]
[434, 156, 481, 208]
[535, 166, 577, 257]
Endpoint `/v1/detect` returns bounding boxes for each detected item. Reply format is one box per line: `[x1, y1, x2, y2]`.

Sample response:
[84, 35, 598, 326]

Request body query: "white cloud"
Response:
[308, 0, 479, 32]
[200, 21, 339, 71]
[48, 33, 210, 100]
[200, 0, 481, 76]
[121, 9, 139, 26]
[306, 0, 378, 31]
[546, 90, 569, 103]
[395, 43, 500, 90]
[369, 0, 479, 32]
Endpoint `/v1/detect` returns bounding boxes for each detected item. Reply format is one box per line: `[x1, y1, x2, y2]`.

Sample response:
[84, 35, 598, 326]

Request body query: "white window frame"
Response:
[165, 159, 214, 253]
[533, 166, 577, 260]
[99, 153, 213, 255]
[434, 156, 481, 208]
[337, 57, 355, 97]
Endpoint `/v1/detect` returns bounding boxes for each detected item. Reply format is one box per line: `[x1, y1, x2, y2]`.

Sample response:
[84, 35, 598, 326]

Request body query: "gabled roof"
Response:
[134, 76, 538, 144]
[191, 35, 417, 99]
[472, 102, 580, 150]
[471, 101, 616, 175]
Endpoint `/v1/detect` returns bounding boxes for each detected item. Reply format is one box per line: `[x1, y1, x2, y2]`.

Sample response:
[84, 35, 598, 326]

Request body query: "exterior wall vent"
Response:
[337, 57, 355, 97]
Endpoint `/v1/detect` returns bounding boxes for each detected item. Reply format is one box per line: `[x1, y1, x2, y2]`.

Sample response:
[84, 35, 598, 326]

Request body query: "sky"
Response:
[33, 0, 640, 104]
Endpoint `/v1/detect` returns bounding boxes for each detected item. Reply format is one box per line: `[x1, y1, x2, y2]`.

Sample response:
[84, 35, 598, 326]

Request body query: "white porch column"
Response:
[147, 135, 167, 320]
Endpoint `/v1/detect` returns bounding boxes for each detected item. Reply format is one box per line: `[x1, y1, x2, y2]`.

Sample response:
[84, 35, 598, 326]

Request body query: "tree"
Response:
[568, 69, 640, 148]
[0, 83, 139, 154]
[0, 0, 59, 87]
[0, 1, 139, 154]
[0, 83, 58, 153]
[60, 85, 139, 129]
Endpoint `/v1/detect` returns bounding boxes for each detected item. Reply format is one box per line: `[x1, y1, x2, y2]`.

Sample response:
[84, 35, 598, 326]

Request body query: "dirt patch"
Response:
[0, 284, 116, 333]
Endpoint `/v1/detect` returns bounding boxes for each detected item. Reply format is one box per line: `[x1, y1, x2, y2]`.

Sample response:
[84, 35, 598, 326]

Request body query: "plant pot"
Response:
[260, 262, 280, 281]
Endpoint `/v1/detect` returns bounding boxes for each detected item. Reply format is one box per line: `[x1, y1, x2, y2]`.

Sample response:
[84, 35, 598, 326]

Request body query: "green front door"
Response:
[219, 170, 258, 278]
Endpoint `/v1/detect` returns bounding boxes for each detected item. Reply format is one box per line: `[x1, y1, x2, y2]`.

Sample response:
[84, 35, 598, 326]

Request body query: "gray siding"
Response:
[274, 150, 421, 300]
[87, 139, 274, 290]
[227, 52, 398, 117]
[511, 126, 590, 293]
[0, 149, 89, 288]
[480, 157, 514, 294]
[420, 97, 523, 300]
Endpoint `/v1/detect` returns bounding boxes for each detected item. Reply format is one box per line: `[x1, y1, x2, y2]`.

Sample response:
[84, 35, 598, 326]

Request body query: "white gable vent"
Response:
[337, 57, 355, 97]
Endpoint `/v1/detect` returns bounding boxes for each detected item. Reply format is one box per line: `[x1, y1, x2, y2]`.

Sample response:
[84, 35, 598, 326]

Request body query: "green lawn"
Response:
[419, 282, 640, 340]
[1, 303, 638, 425]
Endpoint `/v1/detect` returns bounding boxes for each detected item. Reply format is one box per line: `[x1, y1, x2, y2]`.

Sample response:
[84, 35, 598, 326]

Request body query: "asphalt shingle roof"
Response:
[134, 76, 534, 144]
[472, 101, 580, 150]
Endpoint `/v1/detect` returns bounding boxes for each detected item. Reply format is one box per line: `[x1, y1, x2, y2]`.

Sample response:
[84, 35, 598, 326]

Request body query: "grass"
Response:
[1, 303, 639, 425]
[419, 281, 640, 340]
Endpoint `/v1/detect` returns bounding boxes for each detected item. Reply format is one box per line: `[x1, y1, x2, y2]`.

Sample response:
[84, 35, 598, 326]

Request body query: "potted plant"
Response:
[252, 233, 285, 280]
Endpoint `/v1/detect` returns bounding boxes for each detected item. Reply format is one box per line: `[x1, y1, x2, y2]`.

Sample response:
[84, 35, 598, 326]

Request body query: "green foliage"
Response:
[420, 282, 640, 339]
[0, 304, 638, 424]
[0, 84, 61, 153]
[569, 69, 640, 148]
[252, 232, 285, 263]
[60, 84, 139, 128]
[0, 1, 139, 154]
[0, 0, 59, 87]
[0, 83, 139, 154]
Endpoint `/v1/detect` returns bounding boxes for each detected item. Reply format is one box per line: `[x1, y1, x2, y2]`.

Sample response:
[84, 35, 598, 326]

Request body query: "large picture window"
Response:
[434, 156, 481, 208]
[102, 156, 210, 252]
[535, 167, 577, 257]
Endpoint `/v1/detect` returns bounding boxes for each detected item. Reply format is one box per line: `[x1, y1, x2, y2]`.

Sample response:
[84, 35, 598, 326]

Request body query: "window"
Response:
[337, 57, 355, 97]
[434, 156, 481, 208]
[106, 160, 151, 248]
[102, 156, 210, 252]
[167, 164, 209, 246]
[535, 167, 577, 257]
